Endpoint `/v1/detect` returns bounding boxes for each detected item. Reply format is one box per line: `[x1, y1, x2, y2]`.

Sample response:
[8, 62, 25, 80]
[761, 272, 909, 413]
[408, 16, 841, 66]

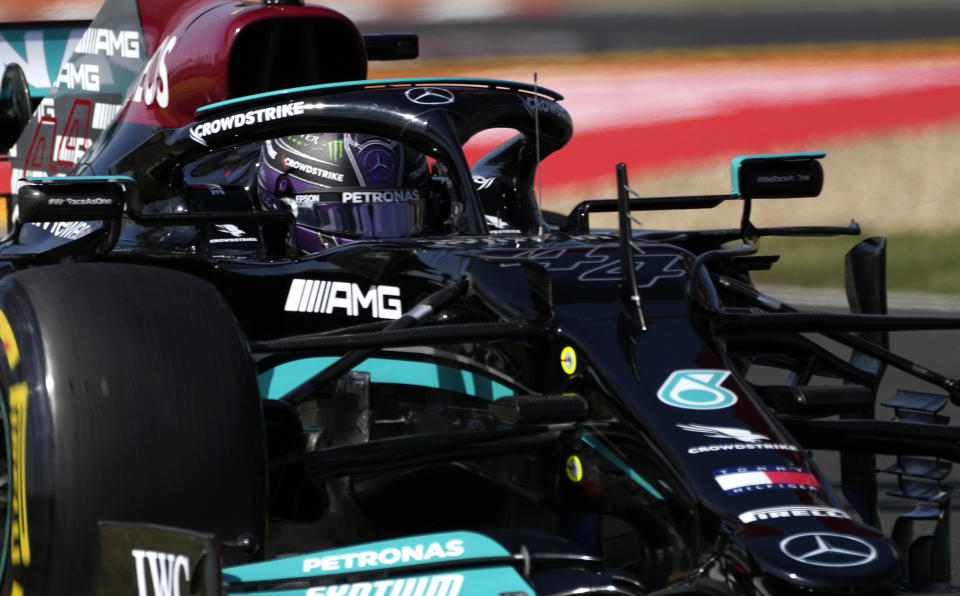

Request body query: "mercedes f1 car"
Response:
[0, 1, 958, 594]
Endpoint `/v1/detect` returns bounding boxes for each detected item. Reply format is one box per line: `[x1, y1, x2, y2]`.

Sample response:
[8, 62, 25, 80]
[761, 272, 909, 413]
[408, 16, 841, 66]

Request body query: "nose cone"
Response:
[743, 520, 901, 591]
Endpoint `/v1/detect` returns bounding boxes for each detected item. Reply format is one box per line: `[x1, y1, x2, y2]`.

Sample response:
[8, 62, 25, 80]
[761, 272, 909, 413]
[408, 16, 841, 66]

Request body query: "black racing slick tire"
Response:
[0, 263, 266, 595]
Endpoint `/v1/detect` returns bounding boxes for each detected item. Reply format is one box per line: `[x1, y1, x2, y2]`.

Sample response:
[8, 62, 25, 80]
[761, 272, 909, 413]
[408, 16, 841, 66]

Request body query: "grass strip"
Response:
[751, 229, 960, 294]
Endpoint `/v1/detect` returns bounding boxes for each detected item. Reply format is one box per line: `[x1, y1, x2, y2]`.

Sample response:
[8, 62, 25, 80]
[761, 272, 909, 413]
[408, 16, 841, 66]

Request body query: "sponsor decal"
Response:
[687, 442, 800, 455]
[282, 155, 344, 183]
[131, 549, 190, 596]
[92, 102, 123, 130]
[358, 146, 396, 181]
[223, 532, 521, 585]
[0, 308, 21, 369]
[19, 97, 94, 176]
[9, 381, 29, 566]
[677, 423, 800, 455]
[74, 28, 141, 59]
[37, 221, 93, 240]
[756, 174, 812, 184]
[54, 62, 100, 91]
[302, 540, 465, 573]
[658, 369, 738, 410]
[484, 214, 518, 234]
[47, 196, 113, 206]
[678, 423, 767, 443]
[341, 190, 420, 204]
[54, 98, 93, 170]
[739, 505, 850, 524]
[473, 175, 495, 191]
[405, 87, 455, 105]
[210, 224, 257, 244]
[264, 139, 278, 159]
[189, 101, 305, 146]
[1, 309, 29, 567]
[306, 573, 463, 596]
[560, 346, 577, 375]
[285, 279, 402, 320]
[713, 466, 821, 494]
[565, 455, 583, 483]
[295, 193, 322, 204]
[521, 96, 570, 122]
[328, 139, 344, 161]
[132, 35, 177, 108]
[780, 532, 877, 568]
[215, 224, 245, 237]
[0, 26, 88, 93]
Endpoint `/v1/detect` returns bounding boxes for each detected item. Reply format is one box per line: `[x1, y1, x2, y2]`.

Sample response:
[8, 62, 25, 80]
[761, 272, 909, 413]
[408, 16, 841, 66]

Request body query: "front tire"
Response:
[0, 263, 266, 594]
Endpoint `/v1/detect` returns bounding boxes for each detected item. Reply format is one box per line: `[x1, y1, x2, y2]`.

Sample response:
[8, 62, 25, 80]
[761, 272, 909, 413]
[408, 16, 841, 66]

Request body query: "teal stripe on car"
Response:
[223, 531, 512, 582]
[196, 76, 563, 114]
[224, 566, 533, 596]
[582, 432, 665, 500]
[259, 357, 515, 401]
[729, 151, 825, 195]
[22, 175, 136, 183]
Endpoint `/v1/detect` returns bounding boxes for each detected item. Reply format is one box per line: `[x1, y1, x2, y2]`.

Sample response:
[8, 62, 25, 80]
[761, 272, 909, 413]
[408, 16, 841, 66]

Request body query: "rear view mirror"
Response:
[17, 177, 129, 223]
[731, 152, 824, 199]
[0, 64, 32, 153]
[363, 33, 419, 61]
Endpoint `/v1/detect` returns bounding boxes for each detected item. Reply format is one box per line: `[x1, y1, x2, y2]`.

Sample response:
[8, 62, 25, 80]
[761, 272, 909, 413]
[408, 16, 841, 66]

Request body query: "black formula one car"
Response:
[0, 1, 958, 595]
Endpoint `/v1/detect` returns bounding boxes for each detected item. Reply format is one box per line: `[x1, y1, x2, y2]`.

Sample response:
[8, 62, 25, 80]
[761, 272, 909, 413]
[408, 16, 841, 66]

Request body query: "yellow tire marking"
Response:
[0, 309, 19, 370]
[9, 381, 29, 567]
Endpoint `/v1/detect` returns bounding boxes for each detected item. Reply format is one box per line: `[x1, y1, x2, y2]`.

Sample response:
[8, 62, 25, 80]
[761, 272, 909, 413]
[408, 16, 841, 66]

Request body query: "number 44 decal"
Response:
[657, 369, 738, 410]
[23, 98, 92, 177]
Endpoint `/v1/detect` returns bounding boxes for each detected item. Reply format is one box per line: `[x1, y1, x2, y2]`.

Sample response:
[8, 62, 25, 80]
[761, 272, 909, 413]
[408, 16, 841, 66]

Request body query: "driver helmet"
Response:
[257, 133, 434, 252]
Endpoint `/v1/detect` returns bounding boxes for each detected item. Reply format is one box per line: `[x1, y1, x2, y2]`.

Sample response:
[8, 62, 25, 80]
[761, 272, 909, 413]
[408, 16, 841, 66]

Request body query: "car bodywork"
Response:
[0, 1, 958, 595]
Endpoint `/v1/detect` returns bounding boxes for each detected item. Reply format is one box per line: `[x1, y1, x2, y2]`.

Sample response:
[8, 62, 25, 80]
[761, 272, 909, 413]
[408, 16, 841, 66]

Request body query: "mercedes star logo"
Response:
[405, 87, 455, 105]
[780, 532, 877, 568]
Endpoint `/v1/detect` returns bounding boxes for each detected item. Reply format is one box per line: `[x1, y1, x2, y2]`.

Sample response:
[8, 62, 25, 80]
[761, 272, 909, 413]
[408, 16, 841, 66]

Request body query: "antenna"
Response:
[533, 72, 543, 235]
[617, 163, 647, 331]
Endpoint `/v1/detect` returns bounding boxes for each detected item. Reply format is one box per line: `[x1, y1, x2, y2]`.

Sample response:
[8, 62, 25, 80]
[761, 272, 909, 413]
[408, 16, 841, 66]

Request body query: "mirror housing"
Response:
[731, 152, 825, 199]
[17, 177, 129, 223]
[363, 33, 419, 61]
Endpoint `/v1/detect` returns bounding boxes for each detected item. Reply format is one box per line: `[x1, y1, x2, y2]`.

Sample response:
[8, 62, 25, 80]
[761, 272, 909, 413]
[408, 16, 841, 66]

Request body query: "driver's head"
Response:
[257, 133, 433, 252]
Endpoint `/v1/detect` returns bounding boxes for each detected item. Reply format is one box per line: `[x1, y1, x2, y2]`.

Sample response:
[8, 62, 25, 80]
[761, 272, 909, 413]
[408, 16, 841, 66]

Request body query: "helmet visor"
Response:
[295, 189, 444, 239]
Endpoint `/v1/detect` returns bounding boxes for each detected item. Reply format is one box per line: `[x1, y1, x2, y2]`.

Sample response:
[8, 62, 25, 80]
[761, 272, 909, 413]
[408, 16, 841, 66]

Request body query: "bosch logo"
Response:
[780, 533, 877, 568]
[405, 87, 455, 105]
